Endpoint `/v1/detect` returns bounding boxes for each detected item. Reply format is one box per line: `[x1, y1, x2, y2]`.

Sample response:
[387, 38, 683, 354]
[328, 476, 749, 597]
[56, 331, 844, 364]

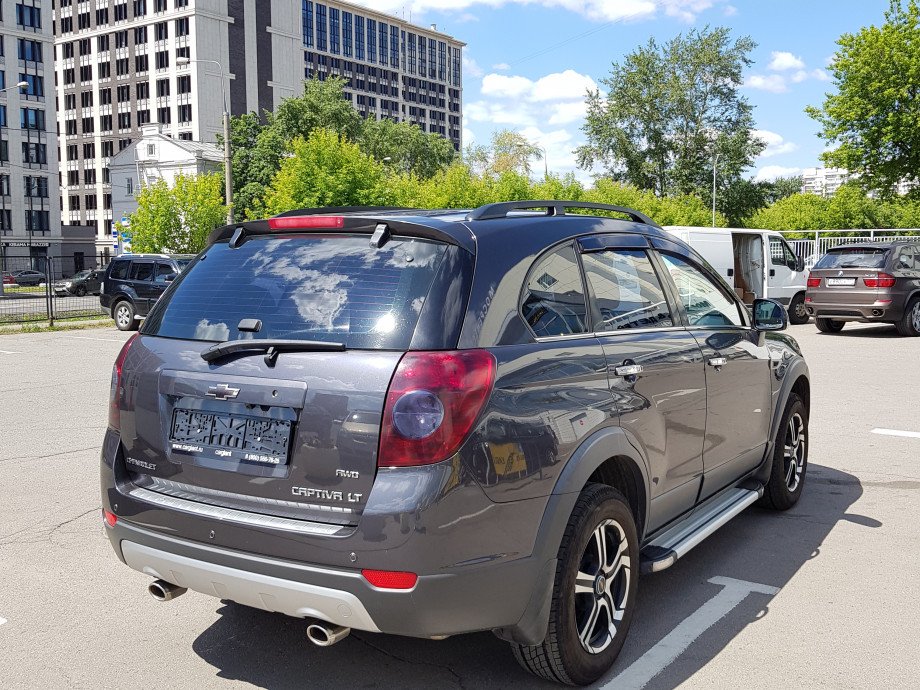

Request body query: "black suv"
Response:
[100, 253, 193, 330]
[101, 202, 810, 685]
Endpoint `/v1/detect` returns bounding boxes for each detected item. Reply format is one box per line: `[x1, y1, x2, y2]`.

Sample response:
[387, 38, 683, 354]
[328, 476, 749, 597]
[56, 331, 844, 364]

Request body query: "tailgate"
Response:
[121, 337, 401, 525]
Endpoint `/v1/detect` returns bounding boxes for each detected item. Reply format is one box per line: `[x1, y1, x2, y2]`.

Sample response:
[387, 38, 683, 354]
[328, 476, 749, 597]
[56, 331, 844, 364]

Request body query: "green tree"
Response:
[263, 129, 393, 214]
[128, 173, 227, 254]
[807, 1, 920, 197]
[464, 130, 544, 177]
[359, 118, 457, 179]
[577, 27, 764, 200]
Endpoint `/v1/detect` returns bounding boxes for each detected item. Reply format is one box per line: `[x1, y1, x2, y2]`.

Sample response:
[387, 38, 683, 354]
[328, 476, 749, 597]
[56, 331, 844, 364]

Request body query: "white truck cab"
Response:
[664, 227, 809, 324]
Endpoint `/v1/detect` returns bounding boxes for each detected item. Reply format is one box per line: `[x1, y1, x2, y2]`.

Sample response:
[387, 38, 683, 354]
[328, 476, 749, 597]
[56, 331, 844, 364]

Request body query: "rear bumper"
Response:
[805, 297, 903, 322]
[105, 518, 552, 639]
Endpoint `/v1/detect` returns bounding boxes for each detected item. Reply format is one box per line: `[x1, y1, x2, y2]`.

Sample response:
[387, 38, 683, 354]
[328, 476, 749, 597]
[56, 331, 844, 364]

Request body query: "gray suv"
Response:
[101, 202, 810, 685]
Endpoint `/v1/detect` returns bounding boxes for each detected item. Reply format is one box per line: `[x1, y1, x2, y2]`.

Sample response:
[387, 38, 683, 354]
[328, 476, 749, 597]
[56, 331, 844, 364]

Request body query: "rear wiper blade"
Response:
[202, 339, 346, 366]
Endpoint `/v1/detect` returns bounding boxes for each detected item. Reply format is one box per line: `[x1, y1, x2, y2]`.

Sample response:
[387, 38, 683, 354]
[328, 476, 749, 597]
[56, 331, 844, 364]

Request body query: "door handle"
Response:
[708, 357, 727, 369]
[614, 364, 643, 377]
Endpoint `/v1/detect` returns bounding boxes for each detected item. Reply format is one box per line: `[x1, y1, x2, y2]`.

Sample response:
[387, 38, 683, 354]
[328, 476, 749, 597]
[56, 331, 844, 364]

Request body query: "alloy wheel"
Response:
[784, 412, 806, 492]
[116, 305, 131, 329]
[911, 303, 920, 333]
[573, 518, 631, 655]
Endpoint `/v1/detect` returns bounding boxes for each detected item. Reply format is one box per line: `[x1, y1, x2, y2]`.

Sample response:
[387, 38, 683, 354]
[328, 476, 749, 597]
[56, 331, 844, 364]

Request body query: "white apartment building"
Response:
[53, 0, 464, 258]
[0, 0, 62, 273]
[801, 166, 919, 198]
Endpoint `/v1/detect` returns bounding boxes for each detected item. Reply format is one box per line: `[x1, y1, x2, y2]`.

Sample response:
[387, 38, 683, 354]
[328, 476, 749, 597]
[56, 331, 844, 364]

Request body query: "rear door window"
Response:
[521, 244, 589, 337]
[155, 263, 175, 283]
[144, 235, 449, 349]
[582, 250, 673, 331]
[129, 262, 154, 281]
[814, 248, 889, 269]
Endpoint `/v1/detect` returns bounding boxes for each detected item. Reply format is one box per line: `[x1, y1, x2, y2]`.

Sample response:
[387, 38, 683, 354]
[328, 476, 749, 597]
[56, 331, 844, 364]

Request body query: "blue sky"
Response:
[354, 0, 892, 183]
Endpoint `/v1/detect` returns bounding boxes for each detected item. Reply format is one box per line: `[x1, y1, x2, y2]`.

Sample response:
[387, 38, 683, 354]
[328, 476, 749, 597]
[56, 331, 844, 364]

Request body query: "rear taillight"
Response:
[864, 273, 896, 288]
[807, 276, 821, 288]
[109, 334, 139, 430]
[377, 350, 496, 468]
[361, 569, 418, 590]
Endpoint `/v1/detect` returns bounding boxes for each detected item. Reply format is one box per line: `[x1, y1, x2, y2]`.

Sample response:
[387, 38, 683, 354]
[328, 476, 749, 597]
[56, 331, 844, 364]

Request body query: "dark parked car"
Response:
[53, 268, 104, 297]
[101, 202, 810, 685]
[5, 269, 45, 286]
[100, 253, 193, 330]
[805, 241, 920, 335]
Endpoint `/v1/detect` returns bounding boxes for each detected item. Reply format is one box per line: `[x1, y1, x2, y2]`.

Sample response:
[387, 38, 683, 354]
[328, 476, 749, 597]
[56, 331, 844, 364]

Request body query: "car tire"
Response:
[74, 285, 87, 297]
[815, 317, 844, 333]
[895, 297, 920, 337]
[759, 394, 808, 511]
[787, 293, 809, 325]
[113, 300, 138, 331]
[511, 483, 638, 686]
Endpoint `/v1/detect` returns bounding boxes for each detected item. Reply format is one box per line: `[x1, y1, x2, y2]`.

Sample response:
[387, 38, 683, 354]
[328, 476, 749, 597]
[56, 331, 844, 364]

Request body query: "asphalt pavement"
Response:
[0, 323, 917, 688]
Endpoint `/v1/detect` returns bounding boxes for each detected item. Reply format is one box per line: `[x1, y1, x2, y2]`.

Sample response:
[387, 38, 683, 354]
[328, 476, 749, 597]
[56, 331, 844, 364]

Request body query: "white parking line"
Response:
[0, 616, 7, 626]
[0, 350, 20, 355]
[63, 336, 124, 343]
[602, 576, 779, 690]
[871, 428, 920, 439]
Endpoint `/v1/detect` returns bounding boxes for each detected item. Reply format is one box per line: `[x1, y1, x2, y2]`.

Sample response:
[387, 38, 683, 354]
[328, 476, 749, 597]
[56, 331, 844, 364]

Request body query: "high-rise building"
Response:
[0, 1, 62, 272]
[52, 1, 464, 257]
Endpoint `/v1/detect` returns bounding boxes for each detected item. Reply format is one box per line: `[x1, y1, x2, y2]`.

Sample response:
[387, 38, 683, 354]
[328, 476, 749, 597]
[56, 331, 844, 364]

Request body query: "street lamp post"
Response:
[0, 81, 30, 297]
[712, 151, 719, 228]
[176, 57, 233, 224]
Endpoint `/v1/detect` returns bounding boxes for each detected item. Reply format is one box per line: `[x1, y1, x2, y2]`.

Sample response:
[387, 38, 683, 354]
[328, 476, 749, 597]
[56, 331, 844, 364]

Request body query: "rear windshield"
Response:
[143, 234, 448, 349]
[814, 248, 889, 270]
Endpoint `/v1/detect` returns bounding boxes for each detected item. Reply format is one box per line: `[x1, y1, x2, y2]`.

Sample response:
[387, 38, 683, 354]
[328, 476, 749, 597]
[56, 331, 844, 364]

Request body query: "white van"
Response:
[664, 226, 809, 324]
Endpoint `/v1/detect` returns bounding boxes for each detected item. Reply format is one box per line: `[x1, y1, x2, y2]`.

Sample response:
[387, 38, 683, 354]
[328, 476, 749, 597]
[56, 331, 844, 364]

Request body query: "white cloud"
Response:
[745, 74, 788, 93]
[753, 129, 798, 158]
[492, 62, 510, 71]
[463, 54, 483, 78]
[811, 68, 831, 82]
[768, 51, 806, 72]
[723, 4, 737, 15]
[349, 1, 719, 24]
[755, 165, 803, 182]
[467, 67, 599, 181]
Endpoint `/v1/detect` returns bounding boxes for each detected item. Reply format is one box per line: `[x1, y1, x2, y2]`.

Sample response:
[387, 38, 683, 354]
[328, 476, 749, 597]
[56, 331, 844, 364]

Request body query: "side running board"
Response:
[640, 486, 763, 574]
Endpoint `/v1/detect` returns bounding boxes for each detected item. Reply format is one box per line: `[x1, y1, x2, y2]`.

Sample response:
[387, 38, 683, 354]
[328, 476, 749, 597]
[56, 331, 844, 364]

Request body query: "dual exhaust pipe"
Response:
[147, 579, 351, 646]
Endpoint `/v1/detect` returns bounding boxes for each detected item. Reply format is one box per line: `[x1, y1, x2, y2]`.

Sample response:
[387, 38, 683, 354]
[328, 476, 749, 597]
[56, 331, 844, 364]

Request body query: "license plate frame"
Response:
[169, 408, 293, 466]
[825, 277, 856, 286]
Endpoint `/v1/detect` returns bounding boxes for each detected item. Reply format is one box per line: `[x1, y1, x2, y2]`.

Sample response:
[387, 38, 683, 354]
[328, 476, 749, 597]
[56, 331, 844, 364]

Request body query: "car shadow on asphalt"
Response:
[818, 324, 902, 338]
[191, 464, 872, 689]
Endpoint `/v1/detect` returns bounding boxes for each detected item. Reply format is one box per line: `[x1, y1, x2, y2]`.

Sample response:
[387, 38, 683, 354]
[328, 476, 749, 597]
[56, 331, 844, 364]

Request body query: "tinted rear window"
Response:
[144, 235, 448, 349]
[815, 248, 889, 269]
[108, 260, 129, 280]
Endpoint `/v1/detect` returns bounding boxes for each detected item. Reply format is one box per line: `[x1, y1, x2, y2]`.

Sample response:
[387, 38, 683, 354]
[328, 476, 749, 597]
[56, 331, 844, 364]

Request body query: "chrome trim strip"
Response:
[128, 487, 351, 537]
[144, 477, 357, 516]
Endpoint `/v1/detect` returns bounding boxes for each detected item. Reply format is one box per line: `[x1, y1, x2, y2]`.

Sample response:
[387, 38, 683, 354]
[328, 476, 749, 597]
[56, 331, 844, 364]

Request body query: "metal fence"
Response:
[0, 254, 110, 326]
[780, 231, 920, 264]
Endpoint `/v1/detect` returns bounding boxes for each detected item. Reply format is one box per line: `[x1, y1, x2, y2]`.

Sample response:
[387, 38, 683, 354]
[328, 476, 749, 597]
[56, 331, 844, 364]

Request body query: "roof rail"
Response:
[273, 206, 417, 218]
[466, 200, 659, 227]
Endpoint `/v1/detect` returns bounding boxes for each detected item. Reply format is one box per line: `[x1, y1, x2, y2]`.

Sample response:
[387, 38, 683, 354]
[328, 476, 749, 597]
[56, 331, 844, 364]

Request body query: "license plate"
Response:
[826, 277, 856, 286]
[169, 409, 293, 465]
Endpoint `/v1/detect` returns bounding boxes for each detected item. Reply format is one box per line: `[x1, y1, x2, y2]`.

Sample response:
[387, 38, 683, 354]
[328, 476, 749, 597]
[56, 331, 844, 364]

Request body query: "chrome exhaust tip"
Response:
[148, 579, 187, 602]
[306, 621, 351, 647]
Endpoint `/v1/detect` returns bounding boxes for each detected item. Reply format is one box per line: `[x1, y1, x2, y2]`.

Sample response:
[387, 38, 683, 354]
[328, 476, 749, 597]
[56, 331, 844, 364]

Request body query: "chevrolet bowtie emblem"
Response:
[206, 383, 240, 400]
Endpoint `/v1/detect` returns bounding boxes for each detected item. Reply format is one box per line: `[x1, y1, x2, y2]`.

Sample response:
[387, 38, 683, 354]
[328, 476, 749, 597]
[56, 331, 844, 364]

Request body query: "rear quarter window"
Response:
[108, 260, 129, 280]
[144, 234, 449, 350]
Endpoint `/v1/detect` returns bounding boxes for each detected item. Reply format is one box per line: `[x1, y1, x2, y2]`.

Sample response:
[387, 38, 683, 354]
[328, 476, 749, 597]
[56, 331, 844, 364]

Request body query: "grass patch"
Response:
[1, 285, 45, 294]
[0, 316, 112, 334]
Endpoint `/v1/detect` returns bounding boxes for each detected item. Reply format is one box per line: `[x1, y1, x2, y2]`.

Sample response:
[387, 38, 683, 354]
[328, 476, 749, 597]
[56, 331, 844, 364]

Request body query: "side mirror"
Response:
[164, 273, 177, 283]
[753, 298, 788, 332]
[795, 256, 805, 273]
